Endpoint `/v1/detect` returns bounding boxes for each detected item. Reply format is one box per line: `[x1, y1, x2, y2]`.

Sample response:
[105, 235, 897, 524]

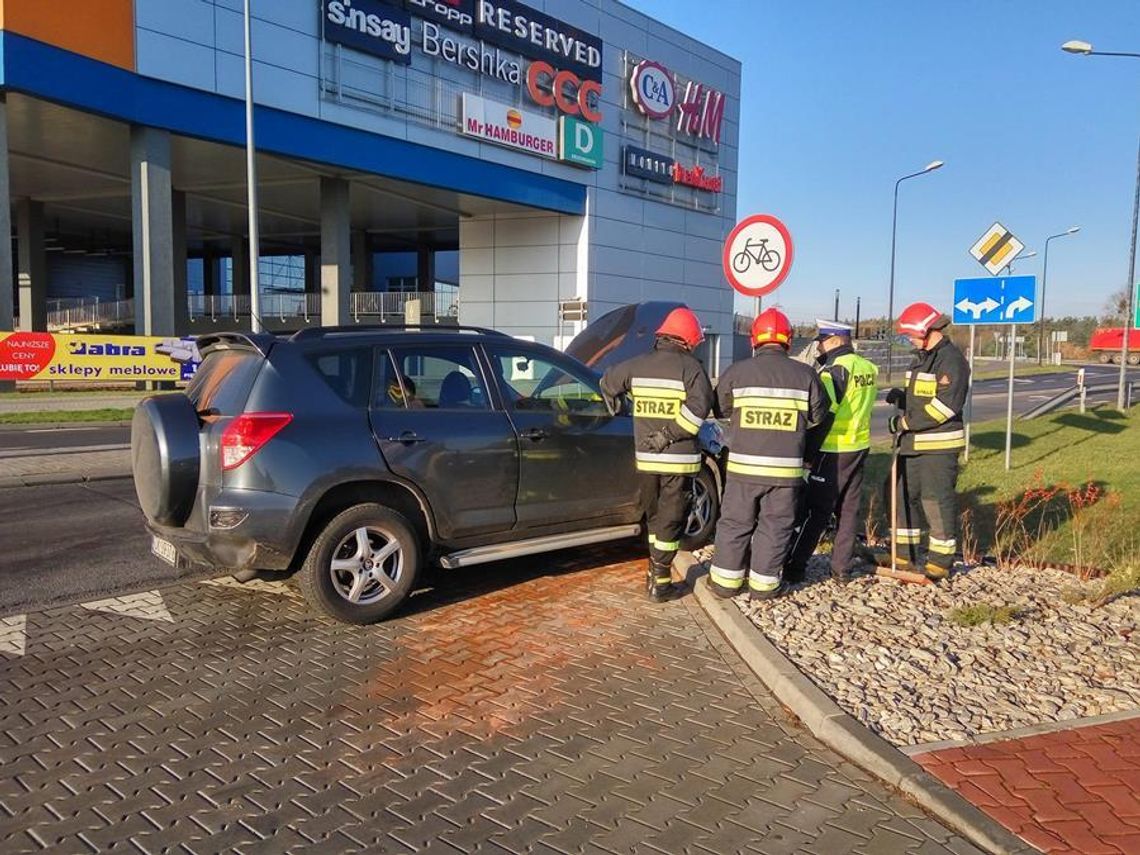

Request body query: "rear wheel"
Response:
[299, 503, 420, 624]
[1128, 353, 1139, 366]
[680, 465, 719, 550]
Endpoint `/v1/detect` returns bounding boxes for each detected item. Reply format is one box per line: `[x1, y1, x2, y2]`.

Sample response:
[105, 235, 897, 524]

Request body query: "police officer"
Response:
[708, 309, 830, 600]
[785, 320, 879, 584]
[601, 306, 714, 602]
[878, 301, 970, 580]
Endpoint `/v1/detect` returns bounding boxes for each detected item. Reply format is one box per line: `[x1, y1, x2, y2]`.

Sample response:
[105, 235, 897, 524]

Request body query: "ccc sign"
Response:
[526, 61, 602, 123]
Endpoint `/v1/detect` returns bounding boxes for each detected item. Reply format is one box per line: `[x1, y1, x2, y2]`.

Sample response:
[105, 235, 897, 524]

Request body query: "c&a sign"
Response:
[629, 59, 725, 144]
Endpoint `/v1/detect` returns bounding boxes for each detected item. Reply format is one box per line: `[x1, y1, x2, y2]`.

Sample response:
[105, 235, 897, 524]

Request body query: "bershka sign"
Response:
[323, 0, 412, 64]
[422, 21, 520, 83]
[475, 0, 603, 82]
[623, 146, 674, 184]
[461, 93, 557, 159]
[672, 162, 722, 193]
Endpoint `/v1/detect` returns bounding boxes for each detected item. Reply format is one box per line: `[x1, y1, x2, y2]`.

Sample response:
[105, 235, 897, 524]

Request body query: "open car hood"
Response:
[564, 301, 685, 373]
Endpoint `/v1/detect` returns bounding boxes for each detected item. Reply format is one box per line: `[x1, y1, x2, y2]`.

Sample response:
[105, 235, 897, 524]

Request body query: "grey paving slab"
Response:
[0, 546, 982, 853]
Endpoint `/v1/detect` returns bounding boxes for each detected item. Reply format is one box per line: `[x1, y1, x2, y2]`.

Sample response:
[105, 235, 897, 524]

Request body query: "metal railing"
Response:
[47, 297, 135, 331]
[351, 291, 459, 321]
[188, 293, 323, 322]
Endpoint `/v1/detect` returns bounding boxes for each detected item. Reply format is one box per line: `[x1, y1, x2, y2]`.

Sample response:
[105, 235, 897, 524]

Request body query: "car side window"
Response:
[306, 348, 372, 408]
[382, 345, 488, 411]
[489, 348, 609, 416]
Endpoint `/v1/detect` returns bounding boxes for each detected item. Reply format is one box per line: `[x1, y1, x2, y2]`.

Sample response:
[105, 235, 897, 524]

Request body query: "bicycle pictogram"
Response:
[731, 237, 782, 275]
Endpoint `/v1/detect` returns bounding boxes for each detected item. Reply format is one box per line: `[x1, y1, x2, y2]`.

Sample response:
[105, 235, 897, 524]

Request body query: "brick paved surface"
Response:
[915, 718, 1140, 854]
[0, 545, 981, 854]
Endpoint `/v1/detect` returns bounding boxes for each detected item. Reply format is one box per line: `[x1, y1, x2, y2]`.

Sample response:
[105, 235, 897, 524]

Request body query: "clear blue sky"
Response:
[623, 0, 1140, 325]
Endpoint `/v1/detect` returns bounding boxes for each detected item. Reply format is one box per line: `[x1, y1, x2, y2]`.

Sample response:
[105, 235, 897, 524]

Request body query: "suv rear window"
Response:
[187, 349, 262, 415]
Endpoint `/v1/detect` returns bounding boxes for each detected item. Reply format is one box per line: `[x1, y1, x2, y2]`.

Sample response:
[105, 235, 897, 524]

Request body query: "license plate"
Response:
[151, 536, 177, 566]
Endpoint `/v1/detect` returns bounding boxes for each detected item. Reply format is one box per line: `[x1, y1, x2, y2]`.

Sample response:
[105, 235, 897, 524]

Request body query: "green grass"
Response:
[947, 603, 1023, 627]
[864, 406, 1140, 571]
[0, 408, 136, 424]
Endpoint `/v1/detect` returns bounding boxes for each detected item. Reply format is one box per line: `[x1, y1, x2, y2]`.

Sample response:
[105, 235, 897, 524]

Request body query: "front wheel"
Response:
[680, 465, 720, 551]
[299, 503, 421, 625]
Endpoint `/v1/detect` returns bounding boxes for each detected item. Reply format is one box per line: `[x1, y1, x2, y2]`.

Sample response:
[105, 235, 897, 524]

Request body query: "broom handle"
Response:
[890, 443, 899, 573]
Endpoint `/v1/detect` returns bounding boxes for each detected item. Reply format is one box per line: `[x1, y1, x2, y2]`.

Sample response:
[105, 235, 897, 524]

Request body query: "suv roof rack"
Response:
[289, 324, 509, 342]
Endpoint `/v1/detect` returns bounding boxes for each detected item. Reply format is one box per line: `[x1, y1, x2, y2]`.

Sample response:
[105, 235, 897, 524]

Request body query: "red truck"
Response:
[1089, 328, 1140, 364]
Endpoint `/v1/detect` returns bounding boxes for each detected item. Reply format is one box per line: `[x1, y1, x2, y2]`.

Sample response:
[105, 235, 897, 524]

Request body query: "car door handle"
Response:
[520, 428, 548, 442]
[385, 431, 426, 444]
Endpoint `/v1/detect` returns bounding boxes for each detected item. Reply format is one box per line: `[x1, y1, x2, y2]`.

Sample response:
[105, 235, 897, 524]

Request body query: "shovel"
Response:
[876, 433, 932, 586]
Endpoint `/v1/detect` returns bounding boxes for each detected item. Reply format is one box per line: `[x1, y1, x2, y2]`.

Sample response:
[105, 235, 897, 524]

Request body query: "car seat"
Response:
[438, 371, 473, 408]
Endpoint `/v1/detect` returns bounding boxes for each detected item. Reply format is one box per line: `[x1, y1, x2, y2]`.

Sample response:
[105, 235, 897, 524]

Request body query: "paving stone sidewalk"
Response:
[914, 718, 1140, 855]
[0, 546, 981, 854]
[0, 448, 130, 486]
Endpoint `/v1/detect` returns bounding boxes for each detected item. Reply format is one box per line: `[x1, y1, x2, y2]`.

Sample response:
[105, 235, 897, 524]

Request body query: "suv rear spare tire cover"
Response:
[132, 394, 201, 526]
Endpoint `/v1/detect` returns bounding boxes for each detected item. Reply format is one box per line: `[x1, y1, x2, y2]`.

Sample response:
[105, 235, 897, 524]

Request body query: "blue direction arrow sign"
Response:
[952, 275, 1037, 326]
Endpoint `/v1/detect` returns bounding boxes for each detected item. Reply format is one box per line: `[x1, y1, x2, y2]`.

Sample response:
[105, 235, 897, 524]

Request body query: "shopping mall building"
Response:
[0, 0, 741, 369]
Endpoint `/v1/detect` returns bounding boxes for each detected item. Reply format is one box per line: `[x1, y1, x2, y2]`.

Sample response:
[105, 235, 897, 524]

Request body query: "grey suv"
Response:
[132, 319, 722, 624]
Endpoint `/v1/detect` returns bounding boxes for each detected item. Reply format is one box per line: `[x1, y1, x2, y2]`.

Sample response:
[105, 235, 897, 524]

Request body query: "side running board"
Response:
[438, 524, 641, 569]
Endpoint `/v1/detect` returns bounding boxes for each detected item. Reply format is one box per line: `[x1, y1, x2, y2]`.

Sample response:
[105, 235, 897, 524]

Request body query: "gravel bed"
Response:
[716, 552, 1140, 747]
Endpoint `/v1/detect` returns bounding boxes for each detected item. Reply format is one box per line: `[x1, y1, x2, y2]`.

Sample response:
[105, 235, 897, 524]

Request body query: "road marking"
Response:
[200, 576, 300, 598]
[25, 427, 103, 433]
[0, 444, 129, 459]
[0, 615, 26, 656]
[80, 591, 173, 623]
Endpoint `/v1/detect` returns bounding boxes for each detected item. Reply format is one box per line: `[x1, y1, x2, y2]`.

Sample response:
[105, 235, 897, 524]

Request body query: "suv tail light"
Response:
[220, 413, 293, 471]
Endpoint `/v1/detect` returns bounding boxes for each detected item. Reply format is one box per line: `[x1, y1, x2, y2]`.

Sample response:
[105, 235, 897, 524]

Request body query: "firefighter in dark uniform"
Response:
[877, 301, 970, 580]
[785, 320, 879, 584]
[601, 306, 714, 602]
[708, 308, 830, 600]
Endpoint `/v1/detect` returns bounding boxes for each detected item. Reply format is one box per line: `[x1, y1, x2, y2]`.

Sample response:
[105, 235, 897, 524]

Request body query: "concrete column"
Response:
[130, 126, 176, 336]
[230, 238, 249, 297]
[172, 190, 189, 334]
[417, 245, 435, 294]
[0, 98, 13, 337]
[320, 177, 350, 326]
[351, 230, 371, 293]
[16, 199, 47, 332]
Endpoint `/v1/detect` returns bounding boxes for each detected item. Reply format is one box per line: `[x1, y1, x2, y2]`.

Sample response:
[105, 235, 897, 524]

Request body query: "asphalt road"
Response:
[0, 478, 213, 616]
[0, 424, 129, 454]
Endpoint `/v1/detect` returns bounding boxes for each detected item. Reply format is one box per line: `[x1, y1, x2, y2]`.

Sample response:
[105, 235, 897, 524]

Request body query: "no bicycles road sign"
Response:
[722, 214, 794, 298]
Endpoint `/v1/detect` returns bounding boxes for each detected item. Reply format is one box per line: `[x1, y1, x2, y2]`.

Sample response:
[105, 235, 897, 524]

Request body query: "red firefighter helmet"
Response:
[656, 306, 704, 349]
[751, 308, 793, 348]
[897, 302, 949, 338]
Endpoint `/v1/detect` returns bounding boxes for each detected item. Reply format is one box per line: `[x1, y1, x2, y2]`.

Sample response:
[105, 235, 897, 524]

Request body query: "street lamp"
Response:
[887, 159, 944, 381]
[243, 0, 263, 333]
[1063, 39, 1140, 410]
[1004, 250, 1036, 274]
[1038, 227, 1080, 365]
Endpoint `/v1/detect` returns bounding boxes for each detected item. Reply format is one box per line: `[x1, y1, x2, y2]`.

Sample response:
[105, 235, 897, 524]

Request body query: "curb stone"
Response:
[689, 566, 1039, 855]
[0, 420, 133, 432]
[0, 470, 132, 489]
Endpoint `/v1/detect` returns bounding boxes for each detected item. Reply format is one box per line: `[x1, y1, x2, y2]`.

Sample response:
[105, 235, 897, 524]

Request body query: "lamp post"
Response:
[1004, 250, 1036, 275]
[1062, 40, 1140, 410]
[243, 0, 263, 333]
[1038, 227, 1080, 365]
[887, 160, 944, 381]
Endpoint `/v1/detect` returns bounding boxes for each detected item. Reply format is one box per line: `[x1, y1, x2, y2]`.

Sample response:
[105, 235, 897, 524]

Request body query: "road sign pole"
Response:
[1005, 323, 1016, 472]
[964, 325, 975, 463]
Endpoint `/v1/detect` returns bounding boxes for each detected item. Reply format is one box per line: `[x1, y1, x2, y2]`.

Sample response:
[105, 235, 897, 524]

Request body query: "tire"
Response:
[1098, 353, 1112, 364]
[131, 394, 200, 527]
[732, 251, 752, 274]
[1129, 354, 1139, 366]
[299, 503, 420, 625]
[680, 464, 720, 551]
[760, 249, 781, 272]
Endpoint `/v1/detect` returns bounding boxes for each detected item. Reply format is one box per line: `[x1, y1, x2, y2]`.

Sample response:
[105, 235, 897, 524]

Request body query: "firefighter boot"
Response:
[922, 562, 950, 581]
[871, 547, 916, 572]
[647, 559, 681, 603]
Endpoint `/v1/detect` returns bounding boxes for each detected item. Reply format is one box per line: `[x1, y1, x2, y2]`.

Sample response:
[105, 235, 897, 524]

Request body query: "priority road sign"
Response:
[970, 222, 1024, 276]
[953, 275, 1037, 325]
